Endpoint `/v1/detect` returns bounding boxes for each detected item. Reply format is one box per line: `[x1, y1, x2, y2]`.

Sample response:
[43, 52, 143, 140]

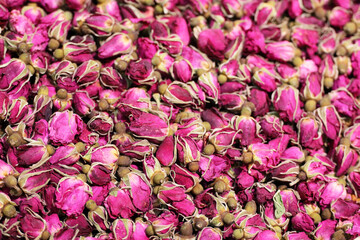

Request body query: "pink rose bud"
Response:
[298, 115, 323, 149]
[320, 181, 346, 206]
[119, 139, 151, 160]
[272, 84, 303, 123]
[40, 0, 64, 12]
[271, 160, 300, 184]
[313, 219, 336, 240]
[331, 199, 360, 219]
[176, 135, 200, 164]
[20, 210, 46, 239]
[181, 46, 213, 72]
[18, 166, 51, 194]
[63, 35, 96, 63]
[88, 206, 110, 232]
[88, 112, 114, 135]
[85, 144, 119, 166]
[87, 163, 112, 186]
[329, 88, 360, 119]
[65, 0, 90, 11]
[14, 140, 48, 166]
[198, 29, 226, 61]
[292, 27, 319, 56]
[176, 117, 206, 139]
[172, 164, 199, 192]
[83, 13, 114, 37]
[236, 170, 254, 189]
[221, 0, 242, 17]
[156, 35, 183, 56]
[265, 41, 295, 62]
[243, 27, 265, 54]
[248, 88, 270, 116]
[100, 67, 127, 90]
[126, 59, 155, 86]
[73, 60, 101, 87]
[49, 144, 79, 165]
[55, 177, 92, 216]
[315, 106, 341, 141]
[136, 37, 159, 60]
[48, 20, 71, 43]
[199, 155, 230, 181]
[329, 7, 351, 28]
[156, 136, 176, 166]
[9, 9, 33, 35]
[170, 58, 193, 83]
[145, 210, 179, 238]
[94, 0, 122, 21]
[291, 212, 314, 232]
[279, 189, 300, 216]
[219, 92, 246, 112]
[112, 219, 134, 240]
[252, 68, 278, 92]
[133, 219, 149, 240]
[198, 72, 220, 103]
[73, 91, 96, 116]
[49, 111, 83, 145]
[7, 97, 30, 125]
[122, 171, 152, 212]
[198, 227, 222, 240]
[254, 183, 276, 204]
[21, 3, 45, 24]
[301, 72, 323, 101]
[105, 188, 136, 219]
[254, 2, 276, 25]
[98, 33, 132, 59]
[254, 230, 278, 240]
[232, 115, 262, 146]
[288, 0, 302, 18]
[319, 30, 337, 56]
[0, 160, 16, 187]
[249, 142, 280, 172]
[334, 144, 358, 176]
[280, 147, 305, 163]
[45, 214, 63, 236]
[162, 16, 190, 46]
[208, 127, 237, 154]
[0, 58, 30, 92]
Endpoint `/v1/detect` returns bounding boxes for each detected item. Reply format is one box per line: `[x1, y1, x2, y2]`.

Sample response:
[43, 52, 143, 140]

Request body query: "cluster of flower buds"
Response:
[1, 0, 360, 240]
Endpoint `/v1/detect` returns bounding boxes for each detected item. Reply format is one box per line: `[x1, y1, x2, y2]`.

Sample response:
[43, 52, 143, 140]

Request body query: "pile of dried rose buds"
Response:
[1, 0, 360, 239]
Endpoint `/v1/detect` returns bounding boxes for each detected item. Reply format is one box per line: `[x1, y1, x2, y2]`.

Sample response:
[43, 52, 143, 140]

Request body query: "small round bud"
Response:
[320, 95, 331, 107]
[75, 142, 86, 153]
[232, 229, 244, 240]
[251, 66, 260, 74]
[151, 56, 161, 66]
[85, 200, 98, 211]
[145, 225, 155, 236]
[56, 89, 68, 99]
[214, 180, 226, 194]
[180, 222, 193, 236]
[321, 208, 332, 220]
[153, 172, 165, 185]
[77, 173, 87, 182]
[298, 171, 307, 181]
[194, 218, 207, 231]
[115, 122, 126, 134]
[289, 77, 299, 88]
[9, 188, 23, 197]
[324, 77, 334, 89]
[218, 74, 227, 84]
[245, 200, 257, 214]
[155, 4, 163, 14]
[117, 167, 130, 178]
[27, 65, 35, 75]
[64, 11, 73, 21]
[340, 137, 351, 147]
[196, 69, 206, 76]
[224, 21, 234, 31]
[226, 197, 237, 210]
[203, 144, 215, 155]
[242, 152, 253, 164]
[336, 45, 347, 56]
[19, 53, 31, 64]
[175, 112, 189, 123]
[40, 230, 50, 240]
[98, 99, 109, 111]
[344, 22, 357, 35]
[241, 106, 252, 116]
[53, 49, 64, 59]
[294, 48, 302, 57]
[222, 212, 235, 225]
[332, 229, 346, 240]
[115, 59, 128, 71]
[18, 42, 29, 53]
[8, 132, 23, 147]
[191, 183, 204, 196]
[305, 99, 317, 112]
[278, 185, 287, 191]
[292, 56, 303, 67]
[203, 121, 211, 131]
[158, 83, 168, 95]
[153, 186, 160, 195]
[310, 212, 322, 224]
[48, 39, 60, 50]
[46, 145, 55, 155]
[188, 162, 199, 172]
[82, 164, 91, 174]
[3, 204, 17, 218]
[314, 7, 326, 20]
[4, 175, 17, 188]
[154, 71, 162, 80]
[131, 52, 138, 60]
[338, 58, 349, 74]
[38, 86, 49, 96]
[117, 155, 131, 167]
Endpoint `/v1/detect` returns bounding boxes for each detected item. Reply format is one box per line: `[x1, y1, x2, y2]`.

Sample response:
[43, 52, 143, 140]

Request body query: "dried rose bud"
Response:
[297, 115, 323, 150]
[98, 33, 132, 59]
[49, 111, 83, 145]
[73, 91, 96, 116]
[198, 29, 226, 61]
[333, 144, 358, 176]
[63, 35, 96, 63]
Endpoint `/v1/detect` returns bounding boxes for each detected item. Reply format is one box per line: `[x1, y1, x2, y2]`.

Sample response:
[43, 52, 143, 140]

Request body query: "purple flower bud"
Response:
[181, 46, 214, 72]
[15, 140, 48, 166]
[73, 91, 96, 116]
[49, 111, 83, 145]
[349, 171, 360, 196]
[94, 0, 122, 21]
[49, 144, 79, 165]
[208, 127, 237, 154]
[48, 20, 71, 43]
[314, 106, 341, 141]
[88, 206, 110, 232]
[198, 72, 220, 103]
[105, 188, 135, 219]
[98, 33, 133, 59]
[112, 219, 134, 240]
[232, 115, 262, 146]
[55, 177, 92, 216]
[83, 13, 114, 37]
[156, 136, 176, 166]
[18, 166, 51, 194]
[73, 60, 101, 87]
[100, 67, 127, 90]
[252, 68, 278, 92]
[176, 135, 200, 164]
[0, 58, 30, 92]
[63, 35, 96, 63]
[219, 92, 246, 112]
[244, 27, 265, 54]
[291, 212, 314, 232]
[329, 7, 351, 28]
[280, 147, 305, 163]
[136, 37, 159, 60]
[248, 88, 270, 116]
[87, 163, 112, 186]
[20, 210, 46, 239]
[265, 41, 295, 62]
[198, 29, 226, 61]
[172, 164, 199, 191]
[170, 58, 193, 83]
[66, 214, 93, 236]
[271, 160, 300, 184]
[334, 145, 358, 176]
[320, 181, 346, 206]
[88, 112, 113, 135]
[9, 9, 33, 35]
[272, 85, 303, 123]
[301, 72, 323, 101]
[236, 170, 254, 189]
[199, 155, 230, 182]
[298, 115, 323, 150]
[255, 2, 276, 25]
[329, 88, 360, 119]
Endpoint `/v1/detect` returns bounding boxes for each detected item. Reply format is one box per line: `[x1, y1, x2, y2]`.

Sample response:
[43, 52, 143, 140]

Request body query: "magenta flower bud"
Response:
[320, 181, 346, 206]
[232, 115, 262, 146]
[73, 60, 101, 87]
[0, 4, 9, 27]
[272, 85, 303, 123]
[63, 35, 96, 63]
[291, 212, 314, 232]
[88, 206, 110, 232]
[172, 164, 198, 192]
[119, 139, 151, 160]
[271, 160, 300, 184]
[319, 30, 337, 56]
[73, 91, 96, 116]
[18, 166, 51, 194]
[254, 183, 276, 204]
[72, 10, 90, 31]
[120, 87, 150, 109]
[313, 219, 336, 240]
[49, 111, 83, 145]
[280, 147, 305, 163]
[199, 155, 230, 181]
[248, 88, 269, 117]
[98, 33, 132, 59]
[254, 230, 278, 240]
[0, 58, 30, 92]
[66, 215, 93, 236]
[136, 37, 159, 60]
[302, 72, 323, 101]
[265, 41, 295, 62]
[279, 189, 300, 216]
[198, 227, 222, 240]
[292, 27, 319, 56]
[236, 170, 254, 189]
[348, 171, 360, 196]
[252, 68, 278, 92]
[156, 35, 183, 56]
[9, 9, 33, 35]
[126, 59, 155, 86]
[329, 88, 360, 119]
[176, 117, 206, 139]
[6, 97, 29, 125]
[14, 140, 48, 166]
[331, 198, 360, 219]
[49, 144, 80, 165]
[112, 219, 134, 240]
[100, 67, 127, 90]
[45, 214, 63, 236]
[20, 210, 46, 239]
[83, 13, 115, 37]
[158, 182, 195, 216]
[198, 72, 220, 103]
[243, 27, 265, 54]
[221, 0, 242, 17]
[55, 177, 92, 216]
[284, 231, 311, 240]
[170, 58, 193, 83]
[198, 29, 226, 61]
[201, 108, 228, 129]
[176, 135, 200, 164]
[345, 123, 360, 150]
[145, 210, 179, 237]
[21, 3, 45, 25]
[40, 0, 64, 13]
[94, 0, 122, 20]
[314, 106, 341, 141]
[334, 145, 358, 176]
[162, 16, 190, 46]
[208, 127, 237, 154]
[219, 92, 246, 112]
[249, 142, 279, 172]
[162, 81, 197, 106]
[259, 115, 283, 139]
[48, 20, 71, 43]
[65, 0, 90, 11]
[181, 46, 214, 72]
[298, 115, 323, 149]
[0, 160, 16, 187]
[87, 163, 112, 186]
[122, 172, 152, 212]
[156, 136, 176, 166]
[329, 7, 351, 28]
[105, 188, 136, 219]
[88, 112, 114, 135]
[254, 2, 276, 25]
[85, 145, 119, 166]
[288, 0, 302, 18]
